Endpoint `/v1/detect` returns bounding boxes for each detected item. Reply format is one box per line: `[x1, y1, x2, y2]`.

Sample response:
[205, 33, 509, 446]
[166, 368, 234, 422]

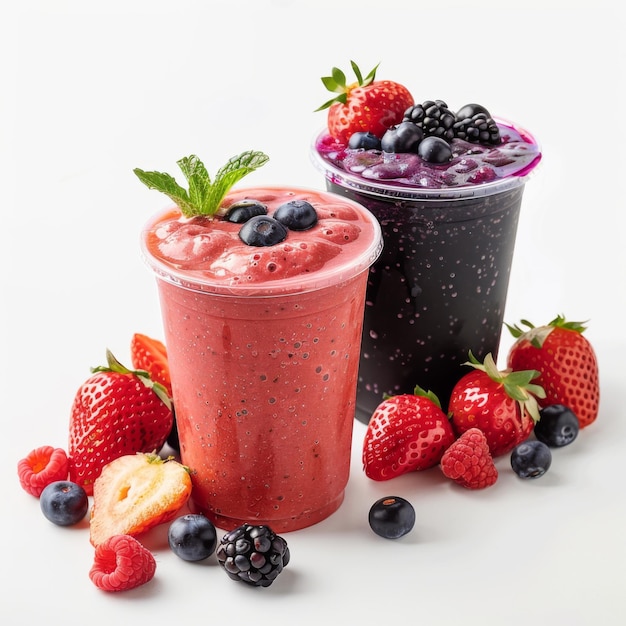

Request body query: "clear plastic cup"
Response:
[141, 186, 382, 532]
[311, 119, 541, 422]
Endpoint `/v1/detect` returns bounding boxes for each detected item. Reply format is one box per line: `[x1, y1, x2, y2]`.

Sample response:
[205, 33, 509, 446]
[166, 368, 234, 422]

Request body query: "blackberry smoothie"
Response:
[140, 185, 382, 532]
[312, 114, 541, 422]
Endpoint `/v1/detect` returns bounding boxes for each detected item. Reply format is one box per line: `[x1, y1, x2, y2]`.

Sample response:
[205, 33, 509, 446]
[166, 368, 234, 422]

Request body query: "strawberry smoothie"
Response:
[141, 186, 382, 532]
[312, 117, 541, 421]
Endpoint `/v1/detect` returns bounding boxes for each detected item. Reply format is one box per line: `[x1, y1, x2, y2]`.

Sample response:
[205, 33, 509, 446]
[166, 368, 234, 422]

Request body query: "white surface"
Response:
[2, 1, 625, 625]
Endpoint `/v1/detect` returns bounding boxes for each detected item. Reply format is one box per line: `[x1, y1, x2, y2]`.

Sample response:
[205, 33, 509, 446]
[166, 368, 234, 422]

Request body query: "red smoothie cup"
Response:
[141, 186, 382, 532]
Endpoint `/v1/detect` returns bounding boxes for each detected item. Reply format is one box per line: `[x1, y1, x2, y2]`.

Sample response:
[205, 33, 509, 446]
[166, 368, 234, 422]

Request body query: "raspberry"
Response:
[440, 428, 498, 489]
[17, 446, 70, 497]
[89, 535, 156, 592]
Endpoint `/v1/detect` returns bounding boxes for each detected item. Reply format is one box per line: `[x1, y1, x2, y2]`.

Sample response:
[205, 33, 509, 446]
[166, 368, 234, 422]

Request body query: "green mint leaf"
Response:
[204, 150, 269, 215]
[134, 150, 269, 217]
[177, 155, 212, 210]
[133, 168, 196, 215]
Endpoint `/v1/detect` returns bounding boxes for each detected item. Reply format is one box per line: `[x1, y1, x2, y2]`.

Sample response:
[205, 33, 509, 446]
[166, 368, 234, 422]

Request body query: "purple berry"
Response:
[40, 481, 88, 526]
[511, 441, 552, 479]
[368, 496, 415, 539]
[535, 404, 579, 447]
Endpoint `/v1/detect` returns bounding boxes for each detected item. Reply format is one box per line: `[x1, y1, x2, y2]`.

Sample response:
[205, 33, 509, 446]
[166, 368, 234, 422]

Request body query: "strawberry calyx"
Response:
[92, 349, 172, 411]
[413, 384, 442, 410]
[315, 60, 380, 112]
[506, 314, 588, 348]
[463, 351, 546, 423]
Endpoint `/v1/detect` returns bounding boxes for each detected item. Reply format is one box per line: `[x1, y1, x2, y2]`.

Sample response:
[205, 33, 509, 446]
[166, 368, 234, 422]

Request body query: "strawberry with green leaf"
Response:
[506, 315, 600, 428]
[316, 61, 414, 144]
[68, 350, 173, 495]
[133, 150, 269, 218]
[362, 386, 456, 481]
[448, 352, 546, 457]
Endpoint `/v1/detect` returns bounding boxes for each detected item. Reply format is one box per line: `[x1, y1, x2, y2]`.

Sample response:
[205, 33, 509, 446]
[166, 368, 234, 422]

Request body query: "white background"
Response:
[2, 1, 625, 625]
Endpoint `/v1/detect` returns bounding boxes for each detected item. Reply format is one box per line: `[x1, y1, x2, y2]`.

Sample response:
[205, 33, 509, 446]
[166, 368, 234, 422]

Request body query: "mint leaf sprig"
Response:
[134, 150, 269, 218]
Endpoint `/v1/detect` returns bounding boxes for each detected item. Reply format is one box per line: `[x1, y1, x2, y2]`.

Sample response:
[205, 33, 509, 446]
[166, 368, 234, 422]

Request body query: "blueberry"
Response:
[273, 200, 318, 231]
[239, 215, 288, 246]
[418, 136, 453, 163]
[381, 121, 424, 153]
[224, 199, 268, 223]
[348, 131, 382, 151]
[510, 441, 552, 479]
[456, 103, 492, 120]
[168, 514, 218, 561]
[368, 496, 415, 539]
[535, 404, 580, 447]
[40, 481, 88, 526]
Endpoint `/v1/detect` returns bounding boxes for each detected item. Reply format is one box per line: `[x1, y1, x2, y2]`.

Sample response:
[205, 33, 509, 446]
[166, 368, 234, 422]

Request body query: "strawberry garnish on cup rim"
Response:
[315, 61, 414, 144]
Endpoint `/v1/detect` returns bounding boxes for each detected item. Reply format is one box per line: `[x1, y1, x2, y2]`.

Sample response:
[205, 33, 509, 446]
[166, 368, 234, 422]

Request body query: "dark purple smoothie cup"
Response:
[311, 118, 541, 422]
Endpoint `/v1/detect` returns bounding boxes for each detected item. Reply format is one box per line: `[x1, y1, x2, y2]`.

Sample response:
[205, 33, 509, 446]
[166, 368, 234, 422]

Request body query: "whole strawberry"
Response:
[506, 315, 600, 428]
[130, 333, 172, 395]
[440, 428, 498, 489]
[363, 386, 456, 481]
[68, 350, 173, 495]
[316, 61, 414, 144]
[448, 352, 545, 457]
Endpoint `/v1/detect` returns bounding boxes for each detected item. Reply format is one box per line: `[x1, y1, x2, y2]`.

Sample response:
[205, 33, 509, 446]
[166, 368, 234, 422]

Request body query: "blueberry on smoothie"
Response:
[348, 131, 382, 151]
[274, 199, 318, 231]
[225, 199, 268, 223]
[381, 121, 423, 153]
[239, 215, 288, 246]
[418, 136, 453, 164]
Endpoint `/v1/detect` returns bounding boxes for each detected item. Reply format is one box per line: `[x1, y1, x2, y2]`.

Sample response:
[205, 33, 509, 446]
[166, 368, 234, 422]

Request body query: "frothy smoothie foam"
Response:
[137, 154, 381, 532]
[311, 64, 542, 422]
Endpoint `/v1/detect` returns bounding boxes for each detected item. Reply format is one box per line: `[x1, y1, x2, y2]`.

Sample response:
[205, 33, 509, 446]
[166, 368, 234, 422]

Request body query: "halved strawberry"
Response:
[89, 452, 192, 547]
[316, 61, 414, 143]
[68, 350, 173, 495]
[506, 316, 600, 428]
[130, 333, 172, 395]
[448, 352, 545, 457]
[362, 386, 456, 481]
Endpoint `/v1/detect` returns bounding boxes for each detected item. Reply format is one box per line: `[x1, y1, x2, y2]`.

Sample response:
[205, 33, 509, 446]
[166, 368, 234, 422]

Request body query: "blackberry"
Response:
[216, 524, 290, 587]
[403, 100, 456, 141]
[453, 112, 501, 145]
